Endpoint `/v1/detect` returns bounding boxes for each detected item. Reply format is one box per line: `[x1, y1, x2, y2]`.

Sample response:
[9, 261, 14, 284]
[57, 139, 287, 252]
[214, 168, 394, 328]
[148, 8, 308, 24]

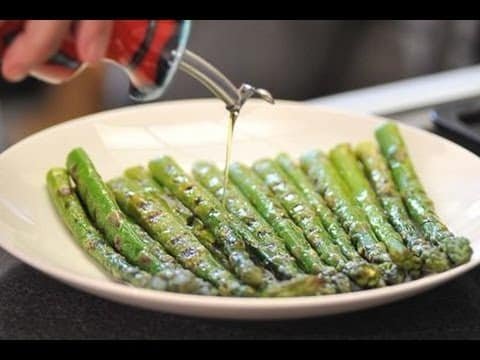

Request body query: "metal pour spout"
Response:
[177, 49, 275, 113]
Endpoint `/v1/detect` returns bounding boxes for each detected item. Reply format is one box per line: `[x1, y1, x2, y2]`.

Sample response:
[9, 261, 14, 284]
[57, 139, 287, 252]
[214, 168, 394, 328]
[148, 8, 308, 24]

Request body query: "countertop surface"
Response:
[1, 247, 479, 339]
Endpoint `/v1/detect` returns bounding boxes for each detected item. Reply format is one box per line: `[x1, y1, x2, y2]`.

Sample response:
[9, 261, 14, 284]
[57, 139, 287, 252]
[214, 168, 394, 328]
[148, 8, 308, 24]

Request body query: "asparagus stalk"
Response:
[111, 178, 333, 298]
[300, 150, 404, 285]
[127, 220, 224, 294]
[46, 168, 168, 291]
[375, 122, 473, 266]
[191, 161, 302, 280]
[330, 143, 422, 275]
[148, 156, 266, 288]
[67, 149, 154, 271]
[149, 157, 338, 296]
[108, 176, 255, 296]
[124, 166, 231, 270]
[356, 141, 451, 273]
[127, 219, 192, 273]
[229, 162, 352, 293]
[125, 166, 194, 222]
[47, 169, 218, 295]
[276, 153, 370, 262]
[115, 177, 337, 297]
[260, 274, 334, 297]
[253, 158, 382, 288]
[66, 148, 218, 293]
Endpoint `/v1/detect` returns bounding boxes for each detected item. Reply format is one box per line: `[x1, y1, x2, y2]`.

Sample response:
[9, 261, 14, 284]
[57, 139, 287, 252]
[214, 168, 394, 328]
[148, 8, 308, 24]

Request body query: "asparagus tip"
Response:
[260, 275, 331, 297]
[147, 276, 168, 291]
[344, 261, 383, 289]
[397, 250, 423, 273]
[444, 236, 473, 266]
[378, 262, 405, 285]
[419, 245, 451, 274]
[318, 268, 352, 293]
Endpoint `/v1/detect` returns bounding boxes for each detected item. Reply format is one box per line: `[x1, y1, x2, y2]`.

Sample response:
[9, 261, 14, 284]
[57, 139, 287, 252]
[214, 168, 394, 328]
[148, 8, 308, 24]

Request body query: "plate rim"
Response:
[0, 98, 478, 313]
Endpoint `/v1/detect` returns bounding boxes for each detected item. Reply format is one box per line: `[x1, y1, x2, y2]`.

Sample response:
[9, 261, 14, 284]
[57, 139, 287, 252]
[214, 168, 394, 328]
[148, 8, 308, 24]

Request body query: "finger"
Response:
[1, 20, 72, 82]
[76, 20, 113, 63]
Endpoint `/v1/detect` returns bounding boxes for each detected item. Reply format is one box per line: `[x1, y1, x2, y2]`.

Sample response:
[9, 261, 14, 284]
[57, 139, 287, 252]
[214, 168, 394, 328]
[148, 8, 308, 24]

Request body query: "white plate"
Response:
[0, 99, 478, 320]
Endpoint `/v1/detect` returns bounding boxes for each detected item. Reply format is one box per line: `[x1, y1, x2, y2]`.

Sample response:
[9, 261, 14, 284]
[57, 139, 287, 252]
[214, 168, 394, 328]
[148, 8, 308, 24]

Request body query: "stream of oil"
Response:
[222, 109, 239, 206]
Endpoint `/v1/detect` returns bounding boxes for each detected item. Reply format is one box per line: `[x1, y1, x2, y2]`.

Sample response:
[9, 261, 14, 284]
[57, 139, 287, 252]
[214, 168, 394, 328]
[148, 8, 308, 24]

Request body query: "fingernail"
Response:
[85, 42, 104, 63]
[4, 64, 27, 82]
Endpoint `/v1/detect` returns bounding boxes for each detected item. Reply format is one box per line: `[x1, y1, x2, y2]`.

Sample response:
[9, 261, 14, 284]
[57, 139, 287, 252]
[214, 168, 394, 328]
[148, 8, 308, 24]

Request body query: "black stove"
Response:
[431, 96, 480, 156]
[386, 98, 480, 157]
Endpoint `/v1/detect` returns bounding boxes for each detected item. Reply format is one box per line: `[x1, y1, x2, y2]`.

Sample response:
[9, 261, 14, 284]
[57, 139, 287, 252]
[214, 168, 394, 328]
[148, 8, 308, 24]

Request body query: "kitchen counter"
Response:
[1, 67, 480, 339]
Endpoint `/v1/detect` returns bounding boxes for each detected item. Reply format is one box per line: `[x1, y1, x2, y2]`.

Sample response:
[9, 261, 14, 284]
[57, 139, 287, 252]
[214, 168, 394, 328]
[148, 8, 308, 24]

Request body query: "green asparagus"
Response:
[375, 122, 473, 265]
[260, 274, 334, 297]
[229, 162, 352, 293]
[276, 154, 373, 262]
[149, 156, 266, 288]
[192, 161, 302, 280]
[65, 149, 217, 295]
[148, 157, 338, 295]
[67, 148, 156, 271]
[47, 167, 167, 291]
[356, 141, 451, 273]
[253, 158, 382, 288]
[300, 150, 404, 285]
[108, 176, 254, 296]
[112, 178, 330, 298]
[125, 166, 193, 220]
[124, 166, 231, 270]
[330, 143, 422, 275]
[276, 154, 384, 284]
[114, 176, 335, 297]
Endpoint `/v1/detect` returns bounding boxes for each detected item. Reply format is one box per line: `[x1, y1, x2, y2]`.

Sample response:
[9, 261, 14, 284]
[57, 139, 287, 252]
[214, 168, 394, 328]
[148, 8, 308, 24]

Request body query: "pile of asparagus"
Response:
[46, 122, 473, 297]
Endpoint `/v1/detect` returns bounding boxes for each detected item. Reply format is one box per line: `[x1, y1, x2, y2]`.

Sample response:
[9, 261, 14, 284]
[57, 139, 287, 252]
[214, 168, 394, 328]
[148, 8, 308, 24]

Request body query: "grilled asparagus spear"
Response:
[300, 150, 404, 285]
[260, 274, 332, 297]
[124, 166, 231, 270]
[148, 157, 338, 295]
[253, 158, 381, 288]
[229, 162, 352, 293]
[65, 149, 218, 295]
[330, 143, 422, 275]
[356, 141, 451, 273]
[125, 166, 193, 221]
[148, 156, 266, 288]
[111, 177, 333, 297]
[375, 122, 473, 266]
[46, 167, 168, 291]
[276, 154, 374, 263]
[192, 161, 302, 280]
[108, 176, 254, 296]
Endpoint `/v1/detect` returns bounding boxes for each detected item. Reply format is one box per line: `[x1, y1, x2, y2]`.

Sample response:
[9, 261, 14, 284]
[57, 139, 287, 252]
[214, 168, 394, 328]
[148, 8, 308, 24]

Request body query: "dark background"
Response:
[2, 20, 480, 149]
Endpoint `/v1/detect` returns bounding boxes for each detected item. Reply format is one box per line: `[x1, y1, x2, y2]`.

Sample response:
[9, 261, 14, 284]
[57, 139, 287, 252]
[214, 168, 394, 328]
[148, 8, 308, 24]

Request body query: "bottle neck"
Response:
[177, 49, 240, 111]
[178, 49, 275, 113]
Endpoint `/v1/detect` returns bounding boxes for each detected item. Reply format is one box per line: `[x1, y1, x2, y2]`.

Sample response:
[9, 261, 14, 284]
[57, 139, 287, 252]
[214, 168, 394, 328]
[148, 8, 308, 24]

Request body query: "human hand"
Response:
[0, 20, 113, 82]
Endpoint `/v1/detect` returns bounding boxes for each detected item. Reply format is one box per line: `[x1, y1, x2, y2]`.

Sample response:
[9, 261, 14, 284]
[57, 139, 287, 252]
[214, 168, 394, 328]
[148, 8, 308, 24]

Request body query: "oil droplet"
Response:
[222, 109, 238, 207]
